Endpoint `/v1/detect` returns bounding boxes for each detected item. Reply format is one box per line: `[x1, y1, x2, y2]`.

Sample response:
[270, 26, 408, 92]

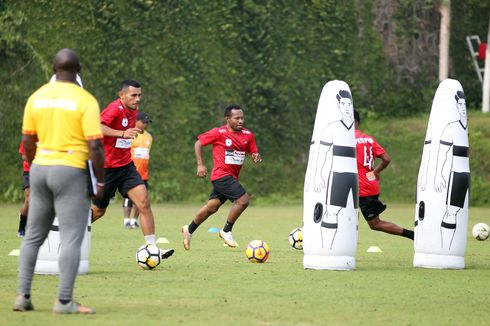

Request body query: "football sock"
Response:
[124, 218, 130, 225]
[130, 218, 137, 225]
[188, 221, 199, 234]
[18, 214, 27, 231]
[144, 234, 156, 245]
[24, 294, 30, 300]
[59, 299, 70, 305]
[402, 229, 414, 240]
[223, 221, 234, 232]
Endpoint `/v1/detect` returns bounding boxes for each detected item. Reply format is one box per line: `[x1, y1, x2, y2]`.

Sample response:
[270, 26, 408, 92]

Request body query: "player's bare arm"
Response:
[100, 123, 141, 139]
[373, 152, 391, 180]
[194, 140, 207, 178]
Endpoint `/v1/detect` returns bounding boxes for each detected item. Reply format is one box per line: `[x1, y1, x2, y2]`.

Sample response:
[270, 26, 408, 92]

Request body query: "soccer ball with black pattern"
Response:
[136, 244, 161, 270]
[245, 240, 270, 263]
[472, 223, 490, 241]
[288, 227, 303, 250]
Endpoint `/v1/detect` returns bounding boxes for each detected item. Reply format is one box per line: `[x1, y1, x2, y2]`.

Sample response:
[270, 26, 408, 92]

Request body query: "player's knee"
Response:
[237, 193, 250, 208]
[368, 218, 381, 231]
[206, 203, 220, 215]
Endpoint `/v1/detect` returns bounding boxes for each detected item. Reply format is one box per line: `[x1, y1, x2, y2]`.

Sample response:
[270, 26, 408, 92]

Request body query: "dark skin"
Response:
[22, 48, 105, 200]
[192, 109, 262, 228]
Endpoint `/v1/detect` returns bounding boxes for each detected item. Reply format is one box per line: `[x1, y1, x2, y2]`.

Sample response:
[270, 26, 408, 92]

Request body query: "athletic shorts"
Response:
[359, 195, 387, 221]
[209, 175, 246, 204]
[22, 171, 30, 190]
[93, 162, 144, 209]
[123, 180, 148, 208]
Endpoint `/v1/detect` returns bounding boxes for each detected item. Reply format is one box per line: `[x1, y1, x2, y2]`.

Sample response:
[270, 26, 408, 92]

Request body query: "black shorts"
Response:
[22, 171, 30, 190]
[210, 175, 246, 204]
[123, 180, 148, 208]
[359, 195, 387, 221]
[93, 162, 144, 209]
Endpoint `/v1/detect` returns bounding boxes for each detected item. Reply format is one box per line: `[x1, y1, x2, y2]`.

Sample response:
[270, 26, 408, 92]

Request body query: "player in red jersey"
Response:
[354, 110, 414, 240]
[17, 141, 30, 237]
[181, 105, 262, 250]
[91, 80, 173, 258]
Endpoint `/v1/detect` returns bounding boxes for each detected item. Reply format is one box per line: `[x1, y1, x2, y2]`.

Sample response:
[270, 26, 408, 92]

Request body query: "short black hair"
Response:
[336, 89, 352, 102]
[354, 109, 360, 124]
[224, 104, 242, 117]
[120, 79, 141, 91]
[455, 90, 465, 102]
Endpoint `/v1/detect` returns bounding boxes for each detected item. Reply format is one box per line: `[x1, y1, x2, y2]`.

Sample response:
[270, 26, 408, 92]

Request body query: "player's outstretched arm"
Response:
[194, 140, 207, 178]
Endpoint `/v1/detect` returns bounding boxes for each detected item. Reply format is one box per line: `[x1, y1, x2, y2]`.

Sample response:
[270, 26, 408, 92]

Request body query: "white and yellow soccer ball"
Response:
[288, 227, 303, 250]
[136, 244, 161, 270]
[472, 223, 490, 241]
[245, 240, 270, 263]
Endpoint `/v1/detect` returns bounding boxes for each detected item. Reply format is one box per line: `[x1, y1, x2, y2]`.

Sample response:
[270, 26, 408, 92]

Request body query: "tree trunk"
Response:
[483, 18, 490, 113]
[438, 1, 451, 81]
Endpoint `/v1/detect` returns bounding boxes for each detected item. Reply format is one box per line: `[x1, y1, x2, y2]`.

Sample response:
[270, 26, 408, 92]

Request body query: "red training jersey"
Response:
[355, 129, 386, 197]
[18, 141, 30, 172]
[198, 125, 259, 181]
[100, 99, 138, 168]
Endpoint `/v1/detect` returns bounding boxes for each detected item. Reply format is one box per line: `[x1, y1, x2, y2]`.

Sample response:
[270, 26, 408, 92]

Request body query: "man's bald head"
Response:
[52, 48, 81, 84]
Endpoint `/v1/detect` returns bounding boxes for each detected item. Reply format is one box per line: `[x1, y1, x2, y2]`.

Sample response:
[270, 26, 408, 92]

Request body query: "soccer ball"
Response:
[136, 244, 161, 270]
[245, 240, 270, 263]
[472, 223, 490, 241]
[288, 227, 303, 250]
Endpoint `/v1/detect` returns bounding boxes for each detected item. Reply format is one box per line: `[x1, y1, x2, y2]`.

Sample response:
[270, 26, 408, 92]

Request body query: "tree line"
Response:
[1, 0, 488, 203]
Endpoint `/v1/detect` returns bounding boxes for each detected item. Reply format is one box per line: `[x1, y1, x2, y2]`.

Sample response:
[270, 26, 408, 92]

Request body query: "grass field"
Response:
[1, 202, 489, 325]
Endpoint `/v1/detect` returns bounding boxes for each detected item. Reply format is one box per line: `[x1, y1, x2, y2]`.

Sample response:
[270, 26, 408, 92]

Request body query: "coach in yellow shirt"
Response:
[13, 48, 104, 314]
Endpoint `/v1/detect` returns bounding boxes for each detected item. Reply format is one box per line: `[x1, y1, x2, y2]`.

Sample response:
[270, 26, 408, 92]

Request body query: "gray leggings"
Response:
[18, 164, 90, 301]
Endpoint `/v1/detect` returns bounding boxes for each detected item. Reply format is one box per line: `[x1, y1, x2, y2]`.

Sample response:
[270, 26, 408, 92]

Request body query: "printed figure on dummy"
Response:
[414, 78, 469, 269]
[311, 89, 358, 250]
[418, 90, 469, 250]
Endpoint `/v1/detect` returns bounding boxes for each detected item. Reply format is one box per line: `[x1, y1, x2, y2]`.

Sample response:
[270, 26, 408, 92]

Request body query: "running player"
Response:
[181, 105, 262, 250]
[354, 109, 414, 240]
[17, 141, 30, 237]
[91, 80, 174, 258]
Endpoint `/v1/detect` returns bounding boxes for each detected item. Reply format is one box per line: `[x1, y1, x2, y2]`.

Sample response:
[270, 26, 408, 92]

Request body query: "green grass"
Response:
[1, 203, 489, 325]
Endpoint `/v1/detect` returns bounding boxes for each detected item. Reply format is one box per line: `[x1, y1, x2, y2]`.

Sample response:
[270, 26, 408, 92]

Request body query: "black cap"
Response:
[137, 111, 152, 123]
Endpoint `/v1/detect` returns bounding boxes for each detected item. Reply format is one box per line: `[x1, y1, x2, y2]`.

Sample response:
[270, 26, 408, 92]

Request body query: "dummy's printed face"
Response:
[338, 97, 353, 119]
[120, 86, 142, 110]
[226, 109, 244, 131]
[457, 98, 467, 120]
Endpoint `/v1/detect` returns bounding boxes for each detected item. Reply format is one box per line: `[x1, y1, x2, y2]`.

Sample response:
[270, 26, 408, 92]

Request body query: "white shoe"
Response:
[182, 225, 192, 250]
[219, 229, 237, 248]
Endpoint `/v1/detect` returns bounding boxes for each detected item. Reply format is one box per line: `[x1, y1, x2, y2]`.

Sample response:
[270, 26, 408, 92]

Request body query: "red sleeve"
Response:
[373, 138, 385, 158]
[198, 128, 219, 146]
[248, 132, 259, 154]
[100, 101, 118, 126]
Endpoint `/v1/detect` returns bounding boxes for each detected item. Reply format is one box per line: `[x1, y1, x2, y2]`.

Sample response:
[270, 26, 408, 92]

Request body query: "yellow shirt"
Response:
[131, 130, 152, 180]
[22, 81, 103, 169]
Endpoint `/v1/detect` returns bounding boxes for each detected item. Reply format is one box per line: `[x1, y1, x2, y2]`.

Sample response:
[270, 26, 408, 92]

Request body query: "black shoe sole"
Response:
[161, 249, 175, 260]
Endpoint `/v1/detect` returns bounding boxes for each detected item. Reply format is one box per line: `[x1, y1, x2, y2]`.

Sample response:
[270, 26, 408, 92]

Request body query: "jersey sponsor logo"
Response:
[225, 150, 245, 165]
[226, 139, 232, 146]
[134, 147, 150, 159]
[115, 138, 132, 148]
[33, 99, 77, 111]
[122, 118, 128, 127]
